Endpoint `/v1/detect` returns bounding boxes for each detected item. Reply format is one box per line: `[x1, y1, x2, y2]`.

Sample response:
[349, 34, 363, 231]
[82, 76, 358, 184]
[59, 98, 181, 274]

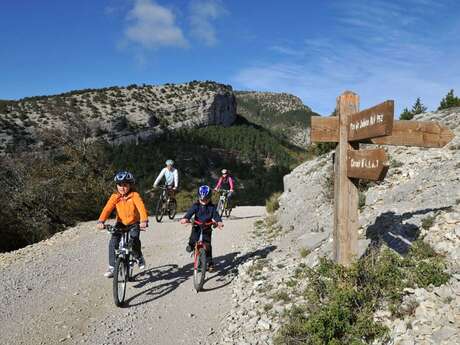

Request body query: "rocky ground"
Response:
[209, 107, 460, 344]
[0, 207, 266, 345]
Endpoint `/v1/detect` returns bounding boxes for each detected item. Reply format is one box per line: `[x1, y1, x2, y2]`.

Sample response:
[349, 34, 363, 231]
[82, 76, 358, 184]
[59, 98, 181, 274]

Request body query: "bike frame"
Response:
[159, 186, 176, 203]
[107, 226, 135, 275]
[193, 221, 214, 269]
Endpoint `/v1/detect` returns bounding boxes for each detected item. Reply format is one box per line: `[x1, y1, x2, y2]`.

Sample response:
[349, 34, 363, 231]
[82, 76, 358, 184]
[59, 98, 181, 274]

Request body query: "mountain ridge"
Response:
[0, 81, 315, 153]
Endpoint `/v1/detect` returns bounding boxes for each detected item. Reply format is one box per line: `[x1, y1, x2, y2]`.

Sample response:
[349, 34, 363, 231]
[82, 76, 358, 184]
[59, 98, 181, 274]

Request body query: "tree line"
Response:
[400, 89, 460, 120]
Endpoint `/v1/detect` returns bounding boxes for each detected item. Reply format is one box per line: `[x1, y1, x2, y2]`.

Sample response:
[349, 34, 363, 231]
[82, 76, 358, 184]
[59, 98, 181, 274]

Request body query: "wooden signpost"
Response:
[311, 91, 455, 266]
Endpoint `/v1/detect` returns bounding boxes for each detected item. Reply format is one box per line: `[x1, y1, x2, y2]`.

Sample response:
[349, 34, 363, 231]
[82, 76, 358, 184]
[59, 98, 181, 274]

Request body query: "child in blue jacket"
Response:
[180, 185, 224, 271]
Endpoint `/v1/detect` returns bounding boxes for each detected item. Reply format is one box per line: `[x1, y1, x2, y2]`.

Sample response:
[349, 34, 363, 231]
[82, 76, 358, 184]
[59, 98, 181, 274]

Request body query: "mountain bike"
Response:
[193, 220, 218, 292]
[155, 186, 177, 222]
[182, 220, 218, 292]
[216, 189, 232, 218]
[105, 225, 136, 307]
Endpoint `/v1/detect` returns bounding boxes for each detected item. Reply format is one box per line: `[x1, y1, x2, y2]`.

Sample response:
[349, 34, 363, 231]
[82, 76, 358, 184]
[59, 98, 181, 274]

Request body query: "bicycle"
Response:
[183, 220, 218, 292]
[154, 186, 177, 222]
[216, 189, 232, 218]
[105, 225, 136, 307]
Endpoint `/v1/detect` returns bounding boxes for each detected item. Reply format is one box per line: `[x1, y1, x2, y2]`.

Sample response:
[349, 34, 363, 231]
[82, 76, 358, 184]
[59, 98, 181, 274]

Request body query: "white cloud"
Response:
[124, 0, 187, 49]
[189, 0, 226, 46]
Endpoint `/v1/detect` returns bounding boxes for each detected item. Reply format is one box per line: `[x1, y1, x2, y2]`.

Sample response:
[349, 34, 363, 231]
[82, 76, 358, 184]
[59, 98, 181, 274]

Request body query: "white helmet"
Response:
[221, 169, 228, 175]
[165, 159, 174, 166]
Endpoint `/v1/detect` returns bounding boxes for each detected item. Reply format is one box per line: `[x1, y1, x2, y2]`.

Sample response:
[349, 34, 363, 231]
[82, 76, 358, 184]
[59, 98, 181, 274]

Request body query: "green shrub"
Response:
[272, 291, 290, 302]
[300, 247, 311, 258]
[266, 192, 281, 213]
[399, 107, 414, 120]
[421, 215, 436, 230]
[314, 142, 336, 156]
[0, 142, 113, 252]
[438, 89, 460, 110]
[275, 240, 449, 345]
[390, 159, 403, 168]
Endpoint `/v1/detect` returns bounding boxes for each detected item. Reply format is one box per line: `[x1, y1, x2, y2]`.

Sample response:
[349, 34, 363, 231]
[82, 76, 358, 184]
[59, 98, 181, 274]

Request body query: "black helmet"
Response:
[114, 171, 135, 184]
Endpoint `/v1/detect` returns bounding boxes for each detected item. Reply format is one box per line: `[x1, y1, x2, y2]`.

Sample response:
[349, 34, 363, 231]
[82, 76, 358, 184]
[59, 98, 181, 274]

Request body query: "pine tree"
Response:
[399, 107, 413, 120]
[411, 97, 427, 115]
[438, 89, 460, 110]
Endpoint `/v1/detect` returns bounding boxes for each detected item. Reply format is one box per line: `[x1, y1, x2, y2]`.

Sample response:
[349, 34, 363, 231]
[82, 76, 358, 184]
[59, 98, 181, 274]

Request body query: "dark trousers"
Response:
[109, 223, 142, 267]
[188, 225, 213, 263]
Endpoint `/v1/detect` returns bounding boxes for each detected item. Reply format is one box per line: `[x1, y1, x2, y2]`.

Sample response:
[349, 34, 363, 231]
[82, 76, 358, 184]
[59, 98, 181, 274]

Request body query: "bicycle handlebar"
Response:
[181, 219, 218, 229]
[104, 224, 118, 234]
[156, 185, 175, 190]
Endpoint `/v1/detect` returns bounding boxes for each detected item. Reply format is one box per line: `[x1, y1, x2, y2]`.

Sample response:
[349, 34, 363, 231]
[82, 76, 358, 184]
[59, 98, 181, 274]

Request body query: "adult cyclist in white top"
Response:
[153, 160, 179, 194]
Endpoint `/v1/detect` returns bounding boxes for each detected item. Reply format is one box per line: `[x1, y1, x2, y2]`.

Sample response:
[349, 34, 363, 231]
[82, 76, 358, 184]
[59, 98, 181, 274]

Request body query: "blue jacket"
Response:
[184, 202, 222, 223]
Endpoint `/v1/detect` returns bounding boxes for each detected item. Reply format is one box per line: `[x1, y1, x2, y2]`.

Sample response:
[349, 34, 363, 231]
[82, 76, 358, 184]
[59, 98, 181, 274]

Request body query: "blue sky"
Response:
[1, 0, 459, 115]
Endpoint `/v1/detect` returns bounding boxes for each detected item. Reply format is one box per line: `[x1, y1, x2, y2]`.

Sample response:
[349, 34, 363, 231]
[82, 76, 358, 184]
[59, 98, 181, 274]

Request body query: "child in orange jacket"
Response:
[97, 171, 148, 278]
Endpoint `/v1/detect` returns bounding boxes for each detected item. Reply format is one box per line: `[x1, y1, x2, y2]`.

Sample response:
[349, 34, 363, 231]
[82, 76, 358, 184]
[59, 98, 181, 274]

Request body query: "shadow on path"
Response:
[228, 215, 264, 221]
[202, 245, 277, 292]
[122, 245, 277, 307]
[365, 206, 451, 255]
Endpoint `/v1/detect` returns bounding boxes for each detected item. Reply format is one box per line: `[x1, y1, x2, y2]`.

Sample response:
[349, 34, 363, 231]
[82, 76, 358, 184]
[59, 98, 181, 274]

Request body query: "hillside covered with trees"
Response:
[235, 91, 317, 147]
[0, 112, 309, 252]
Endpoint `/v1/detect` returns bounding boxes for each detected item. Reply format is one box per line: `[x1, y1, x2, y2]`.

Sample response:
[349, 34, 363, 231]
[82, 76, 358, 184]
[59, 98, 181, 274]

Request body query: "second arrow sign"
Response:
[347, 148, 389, 181]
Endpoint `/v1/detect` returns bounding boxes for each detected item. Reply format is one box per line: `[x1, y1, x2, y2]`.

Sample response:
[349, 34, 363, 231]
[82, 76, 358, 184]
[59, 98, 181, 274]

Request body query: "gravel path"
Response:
[0, 206, 266, 345]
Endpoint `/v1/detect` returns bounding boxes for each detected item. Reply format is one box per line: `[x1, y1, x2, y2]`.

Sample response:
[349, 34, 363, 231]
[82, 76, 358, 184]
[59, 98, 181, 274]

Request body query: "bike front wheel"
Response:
[224, 201, 232, 218]
[113, 257, 128, 307]
[155, 196, 165, 223]
[193, 248, 207, 292]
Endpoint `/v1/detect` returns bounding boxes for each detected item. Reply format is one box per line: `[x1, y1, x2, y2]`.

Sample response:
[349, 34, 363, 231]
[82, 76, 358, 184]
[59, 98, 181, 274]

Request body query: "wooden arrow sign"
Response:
[312, 118, 454, 148]
[311, 116, 338, 142]
[370, 120, 455, 148]
[348, 101, 394, 141]
[347, 148, 389, 181]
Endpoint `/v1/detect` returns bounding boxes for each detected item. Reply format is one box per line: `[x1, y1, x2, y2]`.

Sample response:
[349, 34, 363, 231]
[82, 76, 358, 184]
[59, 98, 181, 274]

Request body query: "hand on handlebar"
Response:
[140, 221, 148, 230]
[180, 218, 190, 225]
[96, 222, 105, 230]
[217, 222, 224, 229]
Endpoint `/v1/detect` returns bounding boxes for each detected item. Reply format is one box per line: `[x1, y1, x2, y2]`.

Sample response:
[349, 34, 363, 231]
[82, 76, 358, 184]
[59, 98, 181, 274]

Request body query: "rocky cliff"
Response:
[0, 81, 236, 152]
[235, 91, 315, 147]
[210, 107, 460, 345]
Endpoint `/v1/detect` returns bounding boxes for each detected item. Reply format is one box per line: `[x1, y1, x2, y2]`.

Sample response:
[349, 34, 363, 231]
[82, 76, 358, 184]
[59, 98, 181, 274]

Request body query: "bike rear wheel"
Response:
[168, 199, 177, 220]
[193, 248, 207, 292]
[113, 257, 128, 307]
[155, 196, 165, 223]
[217, 198, 224, 218]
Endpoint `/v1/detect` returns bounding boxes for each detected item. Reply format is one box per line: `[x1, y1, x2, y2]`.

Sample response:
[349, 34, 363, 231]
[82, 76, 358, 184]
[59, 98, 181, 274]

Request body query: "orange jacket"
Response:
[98, 192, 148, 226]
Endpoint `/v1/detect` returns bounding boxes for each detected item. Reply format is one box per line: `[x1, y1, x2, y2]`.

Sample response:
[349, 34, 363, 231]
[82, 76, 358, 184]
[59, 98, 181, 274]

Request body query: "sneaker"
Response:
[137, 257, 146, 270]
[104, 267, 114, 278]
[186, 245, 193, 253]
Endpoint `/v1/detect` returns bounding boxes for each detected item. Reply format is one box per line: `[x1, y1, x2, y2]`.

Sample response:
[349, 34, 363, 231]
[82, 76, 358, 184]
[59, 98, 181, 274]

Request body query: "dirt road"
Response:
[0, 206, 266, 345]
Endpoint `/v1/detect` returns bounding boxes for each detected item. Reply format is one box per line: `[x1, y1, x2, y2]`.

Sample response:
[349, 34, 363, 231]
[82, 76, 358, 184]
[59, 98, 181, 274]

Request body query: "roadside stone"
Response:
[431, 326, 457, 343]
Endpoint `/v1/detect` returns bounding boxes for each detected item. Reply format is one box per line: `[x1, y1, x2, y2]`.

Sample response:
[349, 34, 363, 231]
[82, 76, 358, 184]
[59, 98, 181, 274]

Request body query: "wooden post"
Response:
[334, 91, 359, 266]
